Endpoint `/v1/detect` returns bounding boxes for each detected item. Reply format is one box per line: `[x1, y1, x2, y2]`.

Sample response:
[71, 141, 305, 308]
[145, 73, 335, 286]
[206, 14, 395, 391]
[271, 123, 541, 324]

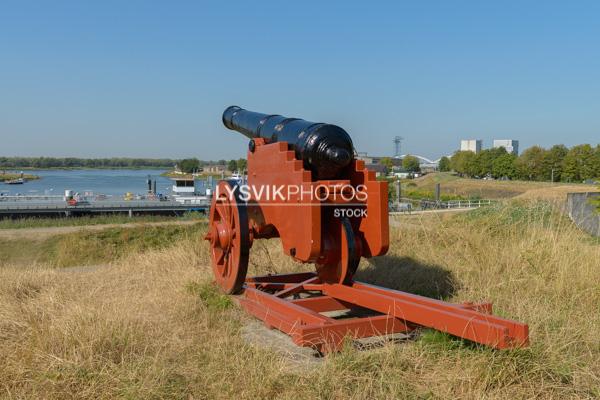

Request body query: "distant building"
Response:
[357, 152, 440, 174]
[356, 152, 376, 165]
[460, 139, 482, 154]
[493, 139, 519, 155]
[356, 153, 402, 167]
[364, 163, 387, 177]
[204, 164, 227, 173]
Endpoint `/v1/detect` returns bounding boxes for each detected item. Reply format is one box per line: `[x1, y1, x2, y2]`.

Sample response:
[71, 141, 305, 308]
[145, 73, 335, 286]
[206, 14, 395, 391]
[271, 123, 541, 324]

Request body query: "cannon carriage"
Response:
[205, 106, 528, 353]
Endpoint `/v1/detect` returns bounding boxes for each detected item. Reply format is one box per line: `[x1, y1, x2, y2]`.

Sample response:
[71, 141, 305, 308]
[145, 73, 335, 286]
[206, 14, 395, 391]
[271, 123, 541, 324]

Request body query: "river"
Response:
[0, 169, 210, 196]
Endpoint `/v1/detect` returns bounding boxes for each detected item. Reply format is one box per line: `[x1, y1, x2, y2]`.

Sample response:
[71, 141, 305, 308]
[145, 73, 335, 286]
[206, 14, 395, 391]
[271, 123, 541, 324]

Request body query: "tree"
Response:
[438, 156, 451, 172]
[516, 146, 547, 181]
[450, 151, 477, 176]
[562, 144, 595, 182]
[179, 158, 200, 173]
[594, 145, 600, 179]
[237, 158, 247, 173]
[387, 178, 399, 203]
[227, 159, 238, 172]
[402, 155, 421, 173]
[542, 144, 568, 182]
[492, 153, 518, 179]
[0, 157, 177, 169]
[380, 157, 393, 171]
[473, 147, 507, 177]
[579, 145, 598, 180]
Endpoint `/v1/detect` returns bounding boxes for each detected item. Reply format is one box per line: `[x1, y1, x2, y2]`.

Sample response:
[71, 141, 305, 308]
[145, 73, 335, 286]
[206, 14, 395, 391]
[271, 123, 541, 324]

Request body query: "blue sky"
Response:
[1, 1, 599, 160]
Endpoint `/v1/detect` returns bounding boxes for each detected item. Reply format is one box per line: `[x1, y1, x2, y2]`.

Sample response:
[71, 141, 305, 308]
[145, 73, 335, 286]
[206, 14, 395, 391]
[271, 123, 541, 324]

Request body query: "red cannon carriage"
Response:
[205, 106, 528, 353]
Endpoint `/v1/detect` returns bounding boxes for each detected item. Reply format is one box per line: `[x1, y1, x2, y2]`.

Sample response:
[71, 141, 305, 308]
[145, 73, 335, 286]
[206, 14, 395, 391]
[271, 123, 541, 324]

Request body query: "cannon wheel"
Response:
[316, 217, 360, 285]
[339, 217, 360, 284]
[204, 180, 249, 294]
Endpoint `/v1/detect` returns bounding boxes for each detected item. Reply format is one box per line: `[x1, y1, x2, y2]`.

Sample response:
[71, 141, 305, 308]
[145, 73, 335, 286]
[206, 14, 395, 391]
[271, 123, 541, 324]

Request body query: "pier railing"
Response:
[417, 198, 495, 210]
[0, 198, 209, 216]
[389, 197, 496, 213]
[0, 195, 66, 202]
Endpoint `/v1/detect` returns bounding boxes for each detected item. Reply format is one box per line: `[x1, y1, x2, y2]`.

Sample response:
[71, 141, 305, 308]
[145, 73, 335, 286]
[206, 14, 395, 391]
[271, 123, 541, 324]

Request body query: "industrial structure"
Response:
[493, 139, 519, 155]
[393, 136, 403, 158]
[460, 139, 483, 154]
[205, 106, 529, 353]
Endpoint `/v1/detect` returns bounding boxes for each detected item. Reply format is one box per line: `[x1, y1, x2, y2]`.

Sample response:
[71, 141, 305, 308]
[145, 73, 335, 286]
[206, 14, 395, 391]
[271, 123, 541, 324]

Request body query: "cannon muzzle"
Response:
[222, 106, 354, 180]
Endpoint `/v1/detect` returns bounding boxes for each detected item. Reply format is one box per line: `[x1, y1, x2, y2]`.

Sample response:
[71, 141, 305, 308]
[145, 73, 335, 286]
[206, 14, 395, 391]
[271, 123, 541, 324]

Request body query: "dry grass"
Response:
[412, 172, 594, 201]
[0, 213, 203, 230]
[0, 223, 206, 268]
[0, 202, 599, 399]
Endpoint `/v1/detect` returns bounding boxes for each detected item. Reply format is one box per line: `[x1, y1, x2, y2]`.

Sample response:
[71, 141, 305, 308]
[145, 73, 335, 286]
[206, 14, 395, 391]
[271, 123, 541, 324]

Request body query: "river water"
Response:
[1, 169, 209, 197]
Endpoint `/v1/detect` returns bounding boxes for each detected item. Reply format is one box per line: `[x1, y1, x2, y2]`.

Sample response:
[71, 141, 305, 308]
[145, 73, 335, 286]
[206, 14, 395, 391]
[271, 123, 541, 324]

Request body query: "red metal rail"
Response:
[242, 273, 529, 353]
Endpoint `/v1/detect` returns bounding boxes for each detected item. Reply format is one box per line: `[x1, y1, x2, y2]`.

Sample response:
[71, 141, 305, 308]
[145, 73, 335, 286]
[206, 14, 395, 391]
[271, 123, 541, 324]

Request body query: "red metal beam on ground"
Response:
[297, 315, 411, 352]
[245, 282, 324, 292]
[246, 272, 317, 284]
[275, 276, 320, 298]
[322, 283, 528, 349]
[290, 296, 351, 313]
[240, 275, 528, 351]
[244, 287, 333, 325]
[351, 282, 527, 346]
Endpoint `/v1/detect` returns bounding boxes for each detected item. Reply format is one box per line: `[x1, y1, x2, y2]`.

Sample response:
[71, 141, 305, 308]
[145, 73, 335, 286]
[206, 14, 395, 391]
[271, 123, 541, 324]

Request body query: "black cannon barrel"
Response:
[222, 106, 354, 180]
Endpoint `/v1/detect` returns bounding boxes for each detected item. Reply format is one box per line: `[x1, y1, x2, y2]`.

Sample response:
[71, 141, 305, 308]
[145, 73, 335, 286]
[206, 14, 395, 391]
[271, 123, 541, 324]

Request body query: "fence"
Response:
[397, 197, 495, 210]
[566, 192, 600, 237]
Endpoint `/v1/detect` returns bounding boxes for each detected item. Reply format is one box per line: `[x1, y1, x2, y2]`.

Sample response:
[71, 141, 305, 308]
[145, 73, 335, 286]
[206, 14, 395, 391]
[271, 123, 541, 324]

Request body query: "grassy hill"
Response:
[409, 172, 596, 202]
[0, 202, 598, 398]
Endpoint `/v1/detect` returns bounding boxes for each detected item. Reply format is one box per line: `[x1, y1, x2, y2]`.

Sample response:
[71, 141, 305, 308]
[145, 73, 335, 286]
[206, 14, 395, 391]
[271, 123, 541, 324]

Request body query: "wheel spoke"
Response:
[224, 201, 232, 225]
[223, 252, 230, 277]
[216, 201, 227, 223]
[215, 247, 225, 266]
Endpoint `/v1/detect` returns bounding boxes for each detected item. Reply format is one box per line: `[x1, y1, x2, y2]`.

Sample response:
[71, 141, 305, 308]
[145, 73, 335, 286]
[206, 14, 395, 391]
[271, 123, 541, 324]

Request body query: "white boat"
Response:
[171, 178, 210, 205]
[228, 173, 246, 184]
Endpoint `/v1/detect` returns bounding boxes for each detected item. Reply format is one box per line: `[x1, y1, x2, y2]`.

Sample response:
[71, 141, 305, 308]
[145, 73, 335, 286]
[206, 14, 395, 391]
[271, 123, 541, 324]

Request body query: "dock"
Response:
[0, 197, 209, 217]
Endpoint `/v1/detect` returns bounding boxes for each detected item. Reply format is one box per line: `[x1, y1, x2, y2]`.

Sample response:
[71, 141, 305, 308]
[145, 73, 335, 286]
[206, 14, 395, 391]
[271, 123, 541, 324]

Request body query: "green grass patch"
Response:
[51, 224, 205, 267]
[590, 191, 600, 213]
[0, 236, 60, 265]
[186, 281, 233, 311]
[402, 188, 474, 201]
[418, 330, 468, 350]
[462, 201, 557, 227]
[0, 222, 206, 268]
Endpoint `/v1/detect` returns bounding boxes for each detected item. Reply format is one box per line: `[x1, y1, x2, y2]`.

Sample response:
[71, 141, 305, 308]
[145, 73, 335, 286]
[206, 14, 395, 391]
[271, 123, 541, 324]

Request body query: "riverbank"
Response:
[160, 170, 225, 179]
[0, 172, 40, 182]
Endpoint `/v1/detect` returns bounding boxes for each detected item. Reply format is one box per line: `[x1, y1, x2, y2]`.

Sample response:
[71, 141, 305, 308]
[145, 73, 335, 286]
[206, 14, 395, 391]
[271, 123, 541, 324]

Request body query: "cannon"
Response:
[222, 106, 354, 180]
[205, 106, 529, 353]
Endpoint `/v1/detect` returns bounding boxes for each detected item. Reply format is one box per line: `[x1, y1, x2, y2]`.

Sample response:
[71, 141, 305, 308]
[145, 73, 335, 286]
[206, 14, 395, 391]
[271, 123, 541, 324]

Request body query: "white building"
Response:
[460, 139, 482, 154]
[493, 139, 519, 155]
